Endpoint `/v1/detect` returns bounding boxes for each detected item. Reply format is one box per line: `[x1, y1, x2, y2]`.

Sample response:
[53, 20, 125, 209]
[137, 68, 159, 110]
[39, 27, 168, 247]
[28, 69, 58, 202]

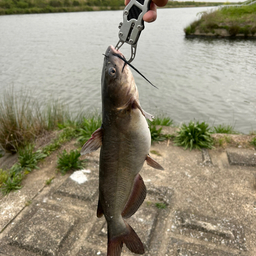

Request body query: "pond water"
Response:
[0, 7, 255, 133]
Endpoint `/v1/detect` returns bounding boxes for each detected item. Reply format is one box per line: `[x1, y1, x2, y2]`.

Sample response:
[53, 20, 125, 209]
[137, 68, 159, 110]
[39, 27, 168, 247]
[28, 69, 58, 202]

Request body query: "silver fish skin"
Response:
[81, 45, 164, 256]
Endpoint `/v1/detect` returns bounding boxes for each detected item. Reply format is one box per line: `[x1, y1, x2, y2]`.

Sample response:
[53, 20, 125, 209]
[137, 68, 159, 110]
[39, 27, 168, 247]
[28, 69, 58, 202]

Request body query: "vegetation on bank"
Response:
[184, 3, 256, 37]
[0, 90, 255, 194]
[0, 0, 229, 15]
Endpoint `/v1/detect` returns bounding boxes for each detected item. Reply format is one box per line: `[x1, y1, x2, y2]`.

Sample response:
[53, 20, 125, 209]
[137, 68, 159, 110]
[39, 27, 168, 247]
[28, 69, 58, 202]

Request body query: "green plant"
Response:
[148, 116, 173, 127]
[212, 124, 237, 134]
[0, 88, 71, 153]
[155, 202, 167, 209]
[45, 176, 55, 185]
[150, 150, 162, 156]
[0, 169, 8, 187]
[149, 125, 173, 143]
[251, 137, 256, 148]
[1, 168, 24, 195]
[76, 116, 102, 146]
[174, 121, 213, 150]
[57, 149, 85, 174]
[18, 144, 47, 172]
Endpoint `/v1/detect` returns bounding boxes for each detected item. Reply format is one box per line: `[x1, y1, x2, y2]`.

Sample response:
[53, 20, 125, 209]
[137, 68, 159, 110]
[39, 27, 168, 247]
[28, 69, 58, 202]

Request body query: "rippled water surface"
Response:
[0, 8, 256, 133]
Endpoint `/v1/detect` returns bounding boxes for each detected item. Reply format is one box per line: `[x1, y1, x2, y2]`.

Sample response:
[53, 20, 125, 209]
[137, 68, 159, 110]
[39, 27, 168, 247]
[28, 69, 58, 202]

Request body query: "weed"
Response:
[0, 88, 71, 153]
[18, 144, 47, 172]
[0, 169, 8, 187]
[229, 24, 240, 36]
[76, 116, 102, 146]
[174, 121, 213, 150]
[185, 3, 256, 36]
[155, 202, 167, 209]
[150, 150, 162, 156]
[45, 176, 55, 185]
[1, 171, 24, 195]
[250, 137, 256, 148]
[216, 137, 225, 147]
[224, 136, 232, 144]
[57, 149, 85, 175]
[25, 200, 32, 206]
[148, 116, 173, 127]
[212, 124, 237, 134]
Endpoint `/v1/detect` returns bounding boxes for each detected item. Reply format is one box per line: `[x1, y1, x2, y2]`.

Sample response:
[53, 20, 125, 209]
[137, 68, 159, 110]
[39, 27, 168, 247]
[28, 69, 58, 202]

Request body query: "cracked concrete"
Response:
[0, 137, 256, 256]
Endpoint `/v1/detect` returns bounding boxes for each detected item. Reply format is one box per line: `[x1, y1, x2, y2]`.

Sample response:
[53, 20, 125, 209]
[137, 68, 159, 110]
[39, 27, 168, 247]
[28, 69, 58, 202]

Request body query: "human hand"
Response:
[124, 0, 168, 22]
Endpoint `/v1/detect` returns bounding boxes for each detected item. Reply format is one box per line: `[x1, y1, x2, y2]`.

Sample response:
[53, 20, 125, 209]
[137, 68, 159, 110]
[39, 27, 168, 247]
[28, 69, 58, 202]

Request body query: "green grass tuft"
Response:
[185, 3, 256, 36]
[18, 144, 47, 172]
[0, 169, 8, 187]
[174, 121, 213, 150]
[148, 116, 173, 127]
[212, 124, 238, 134]
[76, 116, 102, 146]
[251, 137, 256, 148]
[0, 164, 24, 194]
[0, 88, 72, 153]
[57, 149, 85, 175]
[155, 202, 167, 209]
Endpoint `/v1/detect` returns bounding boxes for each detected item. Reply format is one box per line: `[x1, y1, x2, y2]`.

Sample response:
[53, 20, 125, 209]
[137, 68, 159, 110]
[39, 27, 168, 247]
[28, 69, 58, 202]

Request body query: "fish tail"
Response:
[107, 222, 144, 256]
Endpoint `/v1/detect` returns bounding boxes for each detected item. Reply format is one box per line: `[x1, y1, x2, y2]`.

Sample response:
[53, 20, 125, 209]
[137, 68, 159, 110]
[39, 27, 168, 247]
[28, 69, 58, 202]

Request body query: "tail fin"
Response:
[107, 223, 144, 256]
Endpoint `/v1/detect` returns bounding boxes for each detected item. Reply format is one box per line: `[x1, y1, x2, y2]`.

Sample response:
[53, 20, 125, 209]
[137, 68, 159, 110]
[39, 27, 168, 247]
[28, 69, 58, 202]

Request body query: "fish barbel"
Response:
[81, 45, 163, 256]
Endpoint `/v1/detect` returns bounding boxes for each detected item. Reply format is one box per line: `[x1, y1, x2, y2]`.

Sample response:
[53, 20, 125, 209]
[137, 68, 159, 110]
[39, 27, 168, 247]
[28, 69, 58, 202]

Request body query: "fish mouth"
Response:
[104, 45, 157, 89]
[105, 45, 126, 61]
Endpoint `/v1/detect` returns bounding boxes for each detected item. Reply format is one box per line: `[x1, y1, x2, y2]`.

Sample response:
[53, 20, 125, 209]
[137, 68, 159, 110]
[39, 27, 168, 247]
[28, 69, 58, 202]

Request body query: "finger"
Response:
[143, 2, 157, 22]
[124, 0, 130, 5]
[152, 0, 168, 7]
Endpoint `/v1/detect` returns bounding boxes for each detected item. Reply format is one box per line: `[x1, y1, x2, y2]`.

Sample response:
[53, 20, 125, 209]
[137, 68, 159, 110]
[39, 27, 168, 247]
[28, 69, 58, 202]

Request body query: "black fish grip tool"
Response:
[115, 0, 152, 63]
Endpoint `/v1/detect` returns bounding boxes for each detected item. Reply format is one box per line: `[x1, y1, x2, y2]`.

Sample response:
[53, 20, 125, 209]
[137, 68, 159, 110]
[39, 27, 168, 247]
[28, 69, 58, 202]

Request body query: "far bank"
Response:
[0, 0, 232, 15]
[184, 2, 256, 39]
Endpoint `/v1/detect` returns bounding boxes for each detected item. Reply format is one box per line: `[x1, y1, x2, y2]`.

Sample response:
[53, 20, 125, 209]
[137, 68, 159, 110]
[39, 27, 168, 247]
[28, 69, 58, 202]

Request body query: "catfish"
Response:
[81, 45, 163, 256]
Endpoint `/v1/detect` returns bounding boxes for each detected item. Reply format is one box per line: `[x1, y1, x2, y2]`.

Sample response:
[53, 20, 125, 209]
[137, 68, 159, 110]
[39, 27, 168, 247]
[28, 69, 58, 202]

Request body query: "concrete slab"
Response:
[10, 208, 76, 256]
[0, 171, 46, 233]
[171, 211, 246, 251]
[166, 238, 239, 256]
[55, 173, 98, 201]
[227, 148, 256, 166]
[76, 247, 104, 256]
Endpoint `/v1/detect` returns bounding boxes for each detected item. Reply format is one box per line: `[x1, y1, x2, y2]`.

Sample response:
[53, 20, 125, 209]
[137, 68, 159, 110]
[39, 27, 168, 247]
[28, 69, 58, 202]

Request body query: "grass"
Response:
[0, 0, 228, 15]
[184, 3, 256, 37]
[0, 164, 24, 194]
[251, 137, 256, 148]
[155, 202, 167, 209]
[57, 149, 85, 175]
[18, 144, 47, 172]
[76, 115, 102, 147]
[148, 116, 174, 143]
[45, 176, 55, 185]
[212, 124, 238, 134]
[0, 88, 72, 153]
[174, 121, 213, 150]
[0, 0, 125, 15]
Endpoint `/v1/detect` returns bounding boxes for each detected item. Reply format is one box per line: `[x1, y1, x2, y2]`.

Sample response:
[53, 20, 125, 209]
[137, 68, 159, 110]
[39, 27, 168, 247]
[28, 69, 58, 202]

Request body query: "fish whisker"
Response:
[112, 53, 158, 89]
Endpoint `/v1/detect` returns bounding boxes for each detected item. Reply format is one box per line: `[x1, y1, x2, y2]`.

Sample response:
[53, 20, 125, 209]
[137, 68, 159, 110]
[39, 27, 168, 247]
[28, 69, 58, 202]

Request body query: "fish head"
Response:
[101, 45, 138, 110]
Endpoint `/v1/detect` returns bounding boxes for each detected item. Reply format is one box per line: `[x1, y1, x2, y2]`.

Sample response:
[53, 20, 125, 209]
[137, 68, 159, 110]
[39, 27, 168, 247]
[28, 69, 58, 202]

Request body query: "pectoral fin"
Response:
[132, 99, 154, 121]
[146, 155, 164, 170]
[122, 174, 146, 219]
[80, 127, 103, 155]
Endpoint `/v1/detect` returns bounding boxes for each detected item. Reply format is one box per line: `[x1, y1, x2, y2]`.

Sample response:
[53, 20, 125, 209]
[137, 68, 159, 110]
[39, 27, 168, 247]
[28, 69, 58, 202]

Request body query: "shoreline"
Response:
[0, 1, 232, 16]
[184, 3, 256, 38]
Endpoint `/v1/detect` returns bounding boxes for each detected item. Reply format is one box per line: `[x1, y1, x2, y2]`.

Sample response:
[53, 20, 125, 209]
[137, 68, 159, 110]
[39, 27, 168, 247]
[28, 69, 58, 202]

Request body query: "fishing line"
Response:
[110, 53, 158, 89]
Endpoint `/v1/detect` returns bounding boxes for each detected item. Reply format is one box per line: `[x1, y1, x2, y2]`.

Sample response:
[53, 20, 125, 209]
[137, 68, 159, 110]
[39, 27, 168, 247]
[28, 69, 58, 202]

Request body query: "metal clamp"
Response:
[115, 0, 152, 63]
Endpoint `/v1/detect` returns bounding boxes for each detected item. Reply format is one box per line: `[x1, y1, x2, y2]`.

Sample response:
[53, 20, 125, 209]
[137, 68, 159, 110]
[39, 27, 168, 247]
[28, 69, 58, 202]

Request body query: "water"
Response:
[0, 7, 256, 133]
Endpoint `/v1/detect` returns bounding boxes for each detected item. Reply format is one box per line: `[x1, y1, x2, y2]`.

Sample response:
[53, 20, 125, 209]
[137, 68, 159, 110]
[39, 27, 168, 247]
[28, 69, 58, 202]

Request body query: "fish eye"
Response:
[108, 67, 116, 76]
